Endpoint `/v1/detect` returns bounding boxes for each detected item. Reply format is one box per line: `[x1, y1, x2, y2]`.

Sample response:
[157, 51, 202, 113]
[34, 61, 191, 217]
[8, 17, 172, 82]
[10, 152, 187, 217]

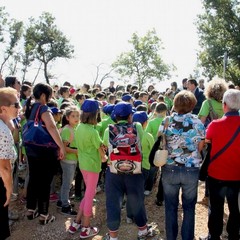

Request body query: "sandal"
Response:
[39, 214, 56, 225]
[27, 209, 39, 220]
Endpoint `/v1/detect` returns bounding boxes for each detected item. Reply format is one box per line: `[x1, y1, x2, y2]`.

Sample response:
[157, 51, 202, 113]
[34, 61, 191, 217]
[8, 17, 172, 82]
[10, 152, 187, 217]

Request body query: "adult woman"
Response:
[160, 90, 205, 240]
[5, 76, 21, 93]
[24, 83, 65, 224]
[0, 87, 20, 239]
[198, 78, 228, 127]
[198, 78, 228, 205]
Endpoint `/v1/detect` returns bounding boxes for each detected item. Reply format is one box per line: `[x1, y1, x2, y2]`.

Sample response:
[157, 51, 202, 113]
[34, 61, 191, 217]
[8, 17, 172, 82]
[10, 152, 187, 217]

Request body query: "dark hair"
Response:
[187, 79, 198, 87]
[75, 93, 85, 101]
[115, 115, 129, 122]
[25, 83, 53, 119]
[155, 102, 167, 113]
[59, 86, 69, 95]
[136, 104, 148, 112]
[80, 111, 98, 125]
[133, 91, 140, 99]
[22, 81, 32, 86]
[5, 76, 18, 88]
[83, 83, 90, 92]
[126, 84, 132, 92]
[62, 106, 80, 127]
[63, 81, 71, 87]
[60, 102, 72, 110]
[139, 91, 148, 98]
[47, 99, 58, 107]
[20, 84, 31, 100]
[108, 94, 116, 102]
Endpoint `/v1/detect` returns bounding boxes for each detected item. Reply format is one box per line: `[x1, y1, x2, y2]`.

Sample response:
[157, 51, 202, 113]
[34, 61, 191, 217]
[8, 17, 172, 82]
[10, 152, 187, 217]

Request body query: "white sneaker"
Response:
[144, 190, 151, 196]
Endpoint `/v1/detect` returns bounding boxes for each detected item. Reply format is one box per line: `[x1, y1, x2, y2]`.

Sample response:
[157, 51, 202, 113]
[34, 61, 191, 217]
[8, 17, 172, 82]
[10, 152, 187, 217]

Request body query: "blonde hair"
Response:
[204, 78, 228, 102]
[0, 87, 18, 112]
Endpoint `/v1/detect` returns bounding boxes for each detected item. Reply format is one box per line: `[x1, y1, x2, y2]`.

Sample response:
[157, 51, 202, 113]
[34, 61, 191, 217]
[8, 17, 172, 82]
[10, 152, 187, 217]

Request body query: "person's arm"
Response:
[41, 111, 65, 160]
[0, 159, 12, 207]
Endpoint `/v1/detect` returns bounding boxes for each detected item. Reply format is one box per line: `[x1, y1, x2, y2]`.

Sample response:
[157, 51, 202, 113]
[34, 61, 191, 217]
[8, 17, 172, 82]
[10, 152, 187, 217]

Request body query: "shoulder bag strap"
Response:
[210, 126, 240, 162]
[34, 105, 42, 126]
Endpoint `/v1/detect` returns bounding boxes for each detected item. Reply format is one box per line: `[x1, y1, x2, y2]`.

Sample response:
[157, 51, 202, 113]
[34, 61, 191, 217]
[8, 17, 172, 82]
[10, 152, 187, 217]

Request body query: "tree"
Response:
[0, 7, 24, 74]
[112, 29, 172, 90]
[196, 0, 240, 85]
[24, 12, 74, 84]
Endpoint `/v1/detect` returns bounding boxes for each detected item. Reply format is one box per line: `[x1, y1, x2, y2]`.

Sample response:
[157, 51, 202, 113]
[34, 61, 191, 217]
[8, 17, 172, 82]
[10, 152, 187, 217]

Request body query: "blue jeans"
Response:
[60, 161, 77, 207]
[162, 165, 199, 240]
[105, 168, 147, 231]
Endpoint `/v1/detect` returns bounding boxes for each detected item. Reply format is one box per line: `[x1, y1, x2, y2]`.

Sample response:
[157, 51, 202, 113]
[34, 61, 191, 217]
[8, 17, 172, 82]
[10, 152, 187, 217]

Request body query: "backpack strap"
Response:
[208, 100, 218, 119]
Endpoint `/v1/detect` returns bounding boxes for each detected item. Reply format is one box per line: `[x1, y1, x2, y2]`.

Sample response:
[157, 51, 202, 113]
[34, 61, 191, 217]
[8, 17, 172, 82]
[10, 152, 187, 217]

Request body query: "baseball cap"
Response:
[112, 102, 133, 117]
[122, 94, 132, 102]
[81, 99, 99, 112]
[133, 100, 143, 108]
[102, 104, 115, 115]
[132, 111, 148, 124]
[50, 107, 61, 114]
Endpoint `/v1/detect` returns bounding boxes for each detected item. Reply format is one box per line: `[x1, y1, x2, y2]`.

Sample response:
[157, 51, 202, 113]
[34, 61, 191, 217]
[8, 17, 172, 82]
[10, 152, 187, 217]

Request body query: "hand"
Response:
[4, 188, 12, 207]
[58, 147, 65, 160]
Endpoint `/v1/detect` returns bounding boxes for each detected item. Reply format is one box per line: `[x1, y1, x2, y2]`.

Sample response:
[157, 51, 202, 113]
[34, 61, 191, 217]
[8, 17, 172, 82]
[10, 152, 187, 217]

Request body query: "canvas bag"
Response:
[108, 122, 142, 174]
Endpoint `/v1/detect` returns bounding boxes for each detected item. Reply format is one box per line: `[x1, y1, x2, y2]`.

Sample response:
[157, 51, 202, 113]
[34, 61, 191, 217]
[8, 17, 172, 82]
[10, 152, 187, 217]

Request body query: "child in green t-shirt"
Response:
[59, 106, 80, 216]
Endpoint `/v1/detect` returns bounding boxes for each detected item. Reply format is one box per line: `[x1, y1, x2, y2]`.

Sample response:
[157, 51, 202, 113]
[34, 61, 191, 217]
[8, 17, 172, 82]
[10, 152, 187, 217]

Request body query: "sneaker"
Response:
[61, 206, 77, 216]
[68, 220, 81, 234]
[80, 226, 99, 239]
[155, 199, 163, 206]
[49, 193, 59, 202]
[57, 200, 75, 209]
[137, 225, 156, 239]
[144, 190, 151, 196]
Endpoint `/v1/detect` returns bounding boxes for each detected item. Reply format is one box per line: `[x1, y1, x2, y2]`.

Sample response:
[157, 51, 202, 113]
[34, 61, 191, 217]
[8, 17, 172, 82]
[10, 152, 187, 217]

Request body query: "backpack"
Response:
[108, 122, 142, 174]
[205, 100, 219, 127]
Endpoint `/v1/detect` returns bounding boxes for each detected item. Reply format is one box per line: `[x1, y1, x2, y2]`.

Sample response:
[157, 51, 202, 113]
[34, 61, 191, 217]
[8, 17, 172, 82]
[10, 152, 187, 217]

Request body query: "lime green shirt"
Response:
[75, 123, 102, 173]
[141, 131, 154, 170]
[198, 99, 224, 118]
[61, 125, 78, 161]
[96, 116, 115, 138]
[145, 116, 164, 140]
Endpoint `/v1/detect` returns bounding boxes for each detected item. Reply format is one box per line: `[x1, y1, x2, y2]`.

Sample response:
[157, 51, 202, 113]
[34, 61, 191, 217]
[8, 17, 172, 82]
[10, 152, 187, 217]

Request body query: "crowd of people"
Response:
[0, 74, 239, 240]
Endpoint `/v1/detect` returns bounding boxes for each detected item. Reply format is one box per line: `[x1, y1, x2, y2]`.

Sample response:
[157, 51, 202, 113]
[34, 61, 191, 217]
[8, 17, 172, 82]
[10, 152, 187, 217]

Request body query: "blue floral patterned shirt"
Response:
[159, 112, 205, 167]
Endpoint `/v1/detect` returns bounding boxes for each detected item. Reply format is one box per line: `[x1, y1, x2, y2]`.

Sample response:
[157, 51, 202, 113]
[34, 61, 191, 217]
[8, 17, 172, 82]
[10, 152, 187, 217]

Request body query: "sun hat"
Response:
[132, 111, 148, 124]
[81, 99, 99, 112]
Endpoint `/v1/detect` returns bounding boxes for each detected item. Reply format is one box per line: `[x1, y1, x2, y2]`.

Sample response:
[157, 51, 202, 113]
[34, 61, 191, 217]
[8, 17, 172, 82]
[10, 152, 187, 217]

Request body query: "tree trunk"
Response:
[43, 62, 49, 84]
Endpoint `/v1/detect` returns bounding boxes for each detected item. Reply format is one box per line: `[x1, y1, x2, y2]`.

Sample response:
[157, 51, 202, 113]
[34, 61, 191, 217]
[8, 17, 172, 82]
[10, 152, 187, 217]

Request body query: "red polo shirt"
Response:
[206, 112, 240, 181]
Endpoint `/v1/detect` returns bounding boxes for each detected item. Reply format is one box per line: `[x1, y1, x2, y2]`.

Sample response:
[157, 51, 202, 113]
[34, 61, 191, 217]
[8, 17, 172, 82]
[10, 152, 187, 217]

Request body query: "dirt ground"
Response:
[9, 177, 229, 240]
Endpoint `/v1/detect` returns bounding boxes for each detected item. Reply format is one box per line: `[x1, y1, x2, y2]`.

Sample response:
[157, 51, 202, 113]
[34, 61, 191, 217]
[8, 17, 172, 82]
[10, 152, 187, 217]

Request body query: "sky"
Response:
[1, 0, 203, 90]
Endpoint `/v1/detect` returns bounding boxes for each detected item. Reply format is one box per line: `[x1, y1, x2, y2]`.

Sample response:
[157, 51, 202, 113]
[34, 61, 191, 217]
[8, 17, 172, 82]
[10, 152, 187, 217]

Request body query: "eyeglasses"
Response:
[9, 102, 21, 109]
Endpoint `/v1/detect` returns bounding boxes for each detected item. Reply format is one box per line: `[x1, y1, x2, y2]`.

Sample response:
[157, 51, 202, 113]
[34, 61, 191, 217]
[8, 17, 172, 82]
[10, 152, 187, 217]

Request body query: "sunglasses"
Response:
[10, 102, 21, 109]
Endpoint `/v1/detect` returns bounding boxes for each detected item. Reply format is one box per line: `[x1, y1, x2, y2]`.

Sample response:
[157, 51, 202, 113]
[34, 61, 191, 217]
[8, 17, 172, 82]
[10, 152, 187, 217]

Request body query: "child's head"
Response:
[50, 107, 62, 123]
[75, 93, 85, 105]
[63, 106, 80, 127]
[112, 102, 133, 122]
[80, 99, 99, 125]
[132, 111, 148, 128]
[155, 102, 168, 116]
[59, 86, 70, 98]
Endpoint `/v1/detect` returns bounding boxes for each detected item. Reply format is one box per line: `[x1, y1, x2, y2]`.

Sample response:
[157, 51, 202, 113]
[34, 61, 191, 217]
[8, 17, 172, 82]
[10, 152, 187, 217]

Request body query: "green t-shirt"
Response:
[145, 116, 164, 140]
[75, 123, 102, 173]
[97, 116, 115, 138]
[61, 125, 78, 161]
[141, 131, 154, 170]
[198, 99, 224, 118]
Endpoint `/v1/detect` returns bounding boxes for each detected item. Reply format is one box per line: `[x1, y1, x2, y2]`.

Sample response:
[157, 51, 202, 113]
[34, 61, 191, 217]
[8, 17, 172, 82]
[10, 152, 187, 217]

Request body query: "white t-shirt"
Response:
[0, 119, 17, 177]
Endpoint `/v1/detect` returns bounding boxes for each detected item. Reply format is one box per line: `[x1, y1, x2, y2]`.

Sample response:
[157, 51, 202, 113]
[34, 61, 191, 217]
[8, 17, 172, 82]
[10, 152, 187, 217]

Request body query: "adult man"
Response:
[204, 89, 240, 240]
[108, 81, 116, 93]
[187, 79, 205, 115]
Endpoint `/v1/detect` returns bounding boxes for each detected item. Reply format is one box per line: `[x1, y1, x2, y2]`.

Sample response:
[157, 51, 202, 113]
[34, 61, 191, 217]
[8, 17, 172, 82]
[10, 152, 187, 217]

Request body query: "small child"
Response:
[58, 106, 80, 215]
[68, 99, 103, 238]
